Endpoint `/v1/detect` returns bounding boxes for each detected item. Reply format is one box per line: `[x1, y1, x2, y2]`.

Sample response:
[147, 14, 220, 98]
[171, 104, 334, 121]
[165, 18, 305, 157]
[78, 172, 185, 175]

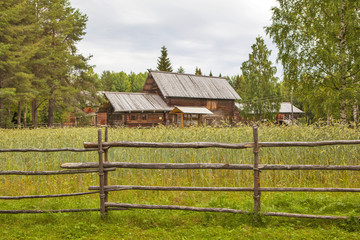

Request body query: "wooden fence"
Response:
[1, 126, 360, 220]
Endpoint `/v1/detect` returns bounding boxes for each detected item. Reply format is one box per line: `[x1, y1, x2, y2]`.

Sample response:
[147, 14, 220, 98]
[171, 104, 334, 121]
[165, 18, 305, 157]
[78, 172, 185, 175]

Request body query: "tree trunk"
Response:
[17, 101, 22, 127]
[327, 114, 332, 126]
[340, 99, 347, 125]
[339, 0, 347, 124]
[23, 105, 27, 128]
[354, 100, 358, 127]
[32, 99, 38, 128]
[48, 98, 55, 127]
[8, 101, 10, 123]
[0, 98, 3, 127]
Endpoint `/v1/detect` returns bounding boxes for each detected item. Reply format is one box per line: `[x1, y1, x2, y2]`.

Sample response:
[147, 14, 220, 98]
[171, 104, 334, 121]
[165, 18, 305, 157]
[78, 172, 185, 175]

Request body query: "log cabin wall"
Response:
[107, 112, 166, 127]
[142, 76, 164, 98]
[167, 98, 237, 124]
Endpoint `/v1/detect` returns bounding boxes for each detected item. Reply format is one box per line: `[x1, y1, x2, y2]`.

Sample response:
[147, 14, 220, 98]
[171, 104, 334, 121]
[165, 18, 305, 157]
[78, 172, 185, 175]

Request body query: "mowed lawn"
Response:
[0, 125, 360, 239]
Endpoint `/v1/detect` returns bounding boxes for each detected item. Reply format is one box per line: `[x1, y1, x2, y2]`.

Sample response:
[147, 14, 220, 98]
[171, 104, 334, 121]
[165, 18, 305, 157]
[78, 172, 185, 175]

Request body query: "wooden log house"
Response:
[97, 70, 241, 127]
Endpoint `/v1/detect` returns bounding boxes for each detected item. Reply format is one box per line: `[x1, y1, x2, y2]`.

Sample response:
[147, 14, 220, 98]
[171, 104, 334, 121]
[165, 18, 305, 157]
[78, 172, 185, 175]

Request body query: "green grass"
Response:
[0, 125, 360, 239]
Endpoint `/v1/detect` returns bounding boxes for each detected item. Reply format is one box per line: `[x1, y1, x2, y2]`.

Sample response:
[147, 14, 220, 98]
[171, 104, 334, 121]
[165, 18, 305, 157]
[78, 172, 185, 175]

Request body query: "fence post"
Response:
[98, 129, 106, 218]
[104, 126, 109, 206]
[253, 126, 261, 217]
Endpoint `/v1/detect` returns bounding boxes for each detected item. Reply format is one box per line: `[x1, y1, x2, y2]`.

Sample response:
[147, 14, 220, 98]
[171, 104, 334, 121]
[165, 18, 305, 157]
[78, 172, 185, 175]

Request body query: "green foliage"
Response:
[156, 45, 173, 72]
[195, 66, 202, 75]
[99, 71, 147, 93]
[266, 0, 360, 123]
[240, 37, 281, 121]
[227, 74, 243, 96]
[177, 66, 185, 73]
[0, 0, 99, 128]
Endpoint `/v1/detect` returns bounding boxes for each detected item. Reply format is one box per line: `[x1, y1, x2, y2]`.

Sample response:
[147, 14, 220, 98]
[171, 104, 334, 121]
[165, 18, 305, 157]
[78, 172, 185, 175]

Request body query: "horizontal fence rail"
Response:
[84, 141, 253, 149]
[88, 185, 360, 193]
[0, 208, 127, 214]
[0, 191, 99, 200]
[104, 203, 348, 220]
[83, 139, 360, 149]
[61, 162, 360, 171]
[0, 148, 99, 153]
[0, 168, 116, 175]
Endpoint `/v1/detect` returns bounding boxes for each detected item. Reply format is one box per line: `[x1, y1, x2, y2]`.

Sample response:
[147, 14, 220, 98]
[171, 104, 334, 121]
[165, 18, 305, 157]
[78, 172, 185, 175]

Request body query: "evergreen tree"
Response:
[177, 66, 185, 74]
[195, 67, 202, 75]
[0, 0, 36, 127]
[240, 37, 281, 121]
[209, 71, 213, 77]
[0, 0, 98, 127]
[31, 0, 89, 127]
[156, 46, 173, 72]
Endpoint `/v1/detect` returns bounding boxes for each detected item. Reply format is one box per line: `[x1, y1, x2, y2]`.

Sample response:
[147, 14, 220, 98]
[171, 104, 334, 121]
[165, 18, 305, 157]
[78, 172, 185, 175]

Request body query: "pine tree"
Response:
[195, 67, 202, 75]
[177, 66, 185, 74]
[240, 37, 281, 122]
[32, 0, 89, 126]
[156, 46, 173, 72]
[0, 0, 36, 127]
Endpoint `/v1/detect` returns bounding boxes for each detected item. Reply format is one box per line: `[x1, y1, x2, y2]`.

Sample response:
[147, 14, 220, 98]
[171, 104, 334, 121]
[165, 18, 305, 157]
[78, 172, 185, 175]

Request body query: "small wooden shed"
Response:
[169, 106, 213, 127]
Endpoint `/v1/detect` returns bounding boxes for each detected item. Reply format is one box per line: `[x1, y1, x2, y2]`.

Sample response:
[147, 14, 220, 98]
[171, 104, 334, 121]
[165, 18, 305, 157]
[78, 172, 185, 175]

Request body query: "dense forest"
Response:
[1, 0, 359, 127]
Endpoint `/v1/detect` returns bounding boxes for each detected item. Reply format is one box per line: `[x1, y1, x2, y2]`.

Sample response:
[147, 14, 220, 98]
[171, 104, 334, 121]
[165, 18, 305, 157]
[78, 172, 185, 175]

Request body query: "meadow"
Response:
[0, 125, 360, 239]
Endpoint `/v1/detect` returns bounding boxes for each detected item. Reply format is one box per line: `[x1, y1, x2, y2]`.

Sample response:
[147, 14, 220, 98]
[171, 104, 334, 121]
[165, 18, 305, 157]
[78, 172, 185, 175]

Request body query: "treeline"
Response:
[0, 0, 148, 128]
[0, 0, 99, 128]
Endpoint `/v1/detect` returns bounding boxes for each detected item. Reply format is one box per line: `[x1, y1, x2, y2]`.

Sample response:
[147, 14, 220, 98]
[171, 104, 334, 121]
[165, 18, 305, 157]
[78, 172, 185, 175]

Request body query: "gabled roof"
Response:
[235, 102, 304, 114]
[170, 106, 213, 115]
[279, 102, 303, 114]
[103, 92, 172, 112]
[148, 70, 241, 100]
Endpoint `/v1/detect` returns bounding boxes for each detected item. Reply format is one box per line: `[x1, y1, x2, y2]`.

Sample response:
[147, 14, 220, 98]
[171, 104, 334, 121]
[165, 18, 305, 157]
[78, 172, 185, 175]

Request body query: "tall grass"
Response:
[0, 125, 359, 214]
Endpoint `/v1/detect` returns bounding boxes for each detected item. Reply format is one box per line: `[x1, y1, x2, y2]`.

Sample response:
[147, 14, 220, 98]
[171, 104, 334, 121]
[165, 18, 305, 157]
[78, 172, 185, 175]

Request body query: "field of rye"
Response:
[0, 124, 360, 216]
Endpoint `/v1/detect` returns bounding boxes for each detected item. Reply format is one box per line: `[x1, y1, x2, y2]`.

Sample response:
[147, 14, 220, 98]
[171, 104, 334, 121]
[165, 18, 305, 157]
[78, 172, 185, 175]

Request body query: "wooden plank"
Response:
[83, 141, 253, 149]
[0, 191, 99, 200]
[61, 162, 360, 171]
[0, 148, 99, 153]
[260, 140, 360, 147]
[89, 185, 360, 193]
[98, 129, 106, 218]
[0, 168, 116, 175]
[105, 202, 250, 214]
[253, 126, 261, 214]
[83, 139, 360, 149]
[0, 208, 128, 214]
[105, 202, 350, 219]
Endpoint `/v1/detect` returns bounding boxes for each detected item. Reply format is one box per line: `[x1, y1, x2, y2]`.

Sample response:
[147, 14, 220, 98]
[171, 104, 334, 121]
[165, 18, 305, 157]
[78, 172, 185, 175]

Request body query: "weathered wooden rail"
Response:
[0, 143, 119, 214]
[1, 126, 360, 221]
[62, 127, 360, 220]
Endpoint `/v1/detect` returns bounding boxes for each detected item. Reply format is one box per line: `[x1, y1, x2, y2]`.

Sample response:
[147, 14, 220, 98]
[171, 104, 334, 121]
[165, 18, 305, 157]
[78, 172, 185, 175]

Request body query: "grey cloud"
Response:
[71, 0, 280, 77]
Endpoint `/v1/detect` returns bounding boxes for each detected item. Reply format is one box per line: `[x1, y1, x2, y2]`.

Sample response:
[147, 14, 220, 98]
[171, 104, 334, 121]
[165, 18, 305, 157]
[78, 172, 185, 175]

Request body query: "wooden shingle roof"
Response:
[104, 92, 172, 112]
[149, 70, 241, 100]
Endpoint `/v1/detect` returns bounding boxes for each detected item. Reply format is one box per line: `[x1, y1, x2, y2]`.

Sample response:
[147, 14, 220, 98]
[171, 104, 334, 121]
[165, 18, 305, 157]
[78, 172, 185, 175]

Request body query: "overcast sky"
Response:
[69, 0, 281, 78]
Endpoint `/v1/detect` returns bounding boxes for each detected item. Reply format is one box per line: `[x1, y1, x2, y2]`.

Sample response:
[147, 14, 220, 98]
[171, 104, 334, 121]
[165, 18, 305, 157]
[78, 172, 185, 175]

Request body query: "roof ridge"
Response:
[104, 91, 158, 95]
[148, 69, 226, 80]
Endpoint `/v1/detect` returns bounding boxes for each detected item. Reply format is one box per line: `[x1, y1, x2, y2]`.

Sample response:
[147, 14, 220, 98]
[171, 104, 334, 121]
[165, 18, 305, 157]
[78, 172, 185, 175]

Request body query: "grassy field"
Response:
[0, 125, 360, 239]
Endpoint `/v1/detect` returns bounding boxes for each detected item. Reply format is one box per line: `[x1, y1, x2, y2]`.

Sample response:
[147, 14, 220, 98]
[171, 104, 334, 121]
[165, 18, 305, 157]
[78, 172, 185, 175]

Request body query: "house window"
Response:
[206, 100, 218, 111]
[142, 114, 148, 120]
[130, 114, 136, 121]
